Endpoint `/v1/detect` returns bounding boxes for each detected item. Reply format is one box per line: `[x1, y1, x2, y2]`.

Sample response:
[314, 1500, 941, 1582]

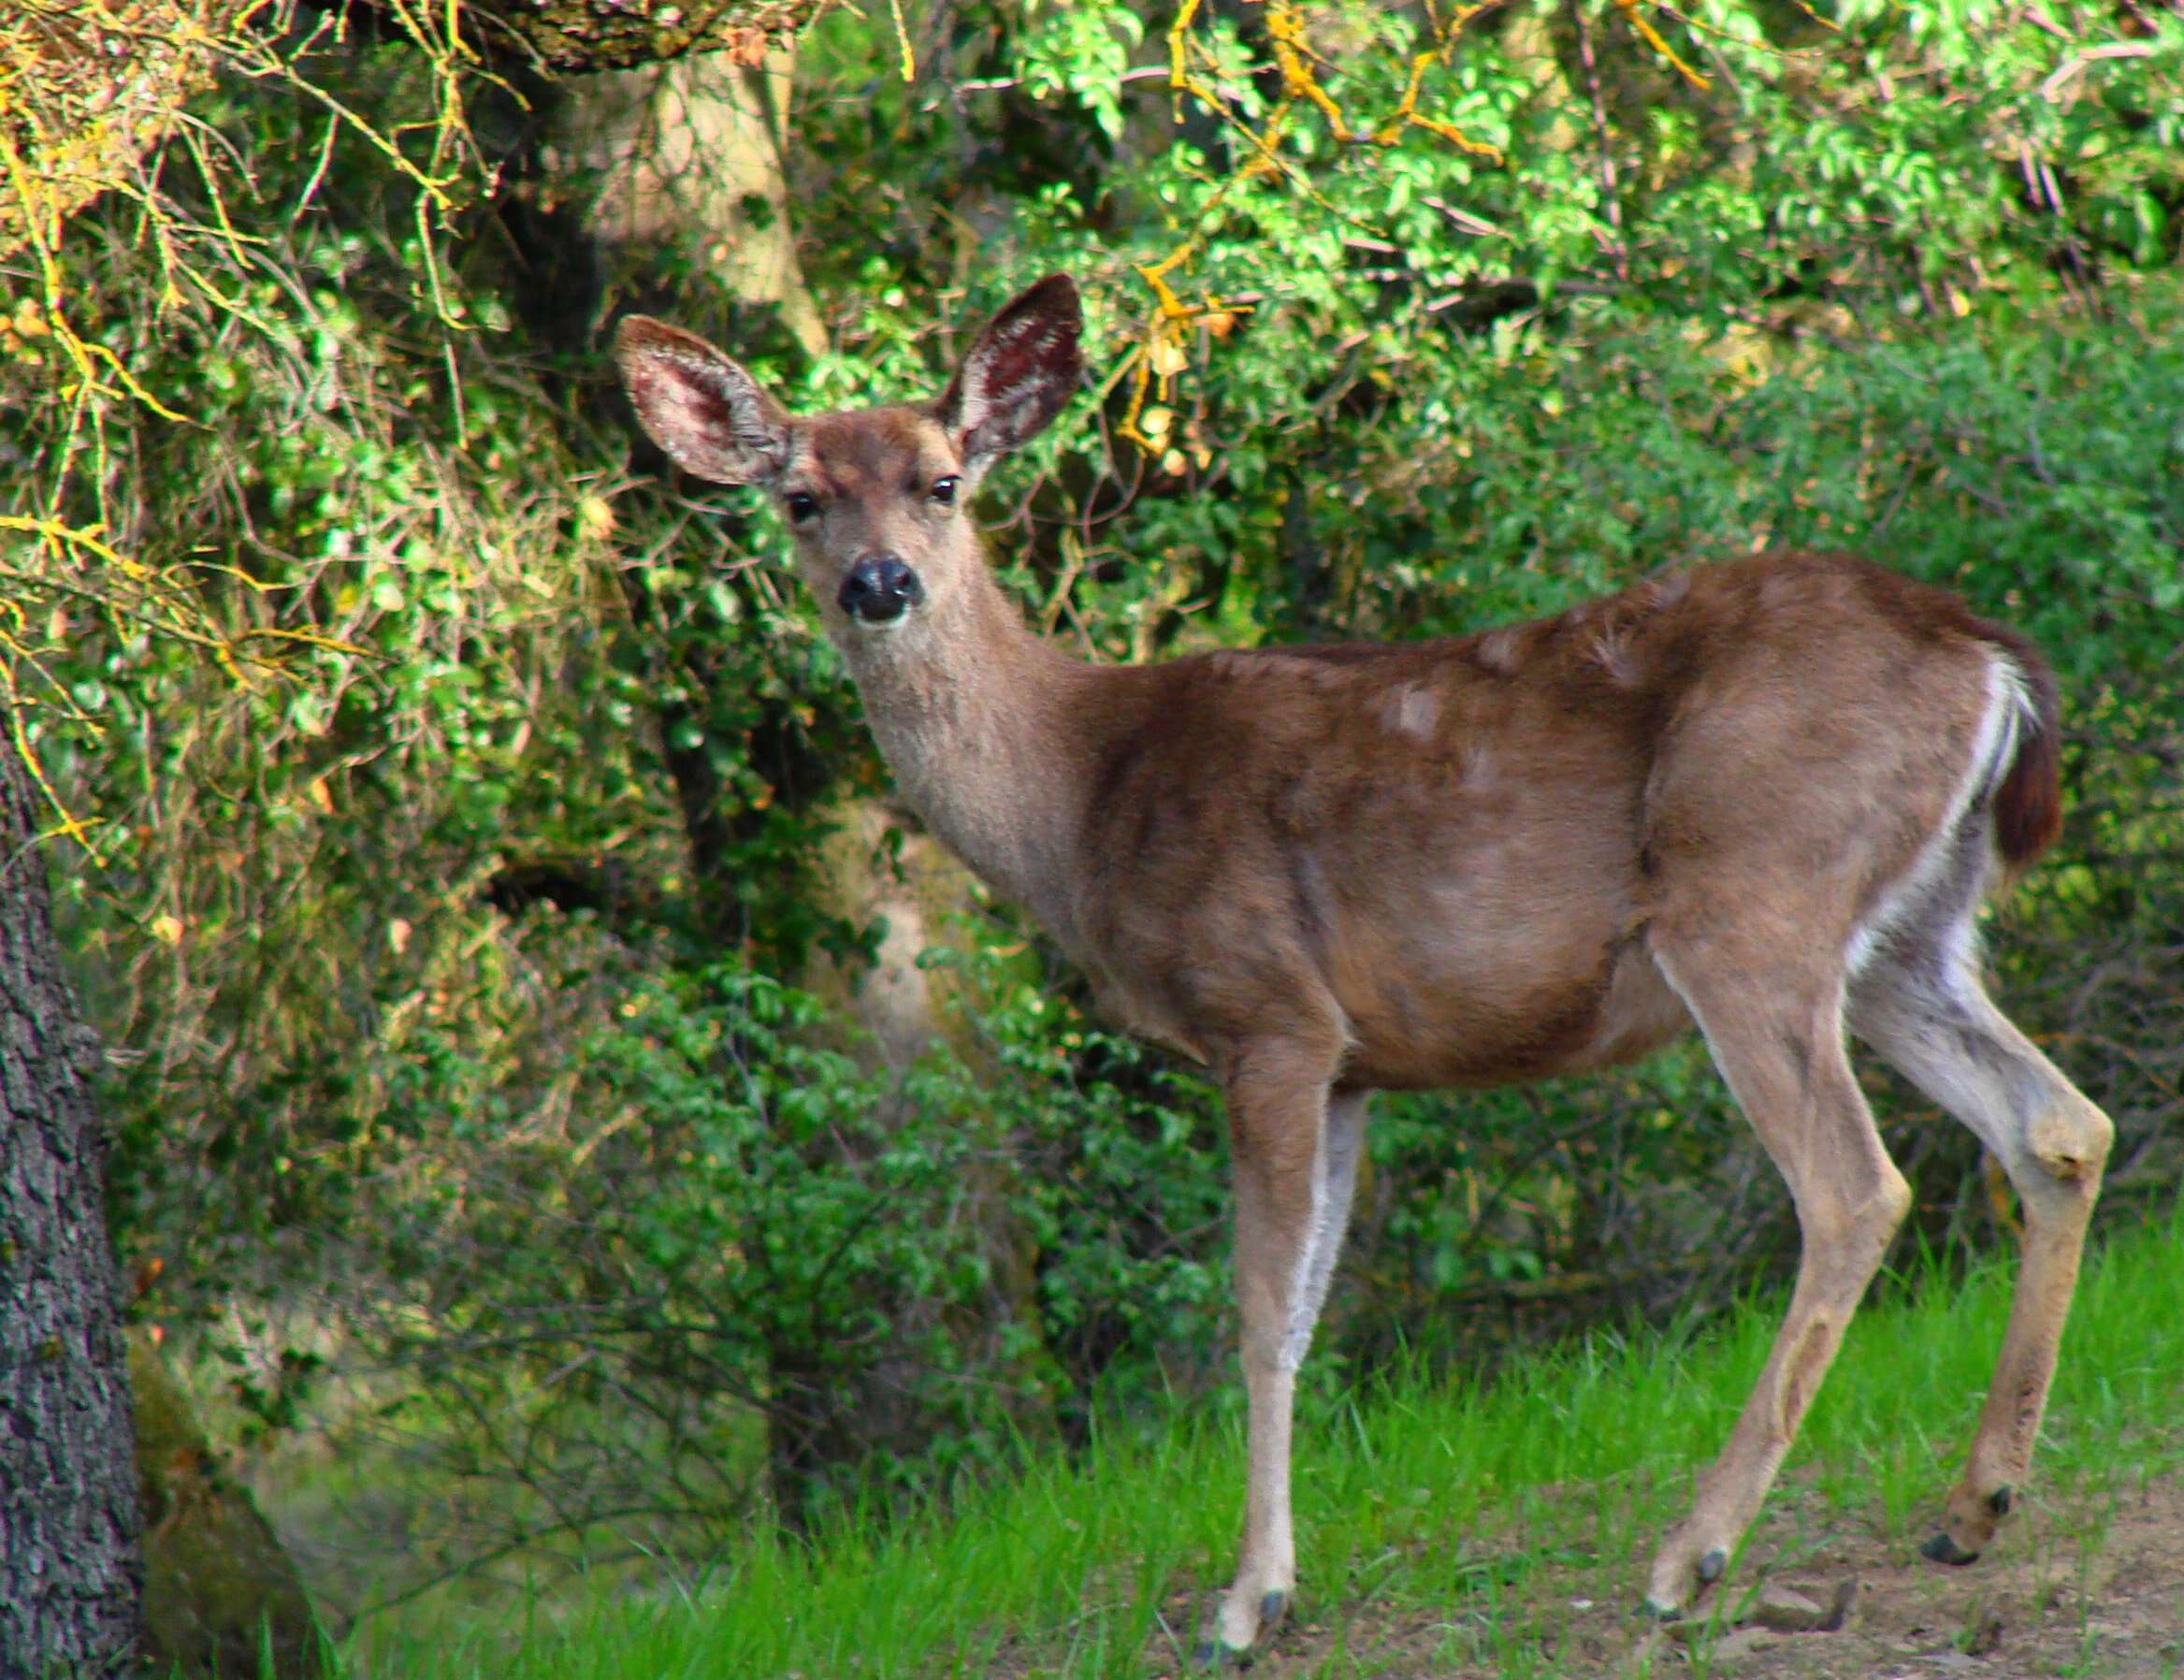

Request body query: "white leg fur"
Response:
[1845, 654, 2028, 979]
[1216, 1090, 1367, 1658]
[1284, 1091, 1367, 1370]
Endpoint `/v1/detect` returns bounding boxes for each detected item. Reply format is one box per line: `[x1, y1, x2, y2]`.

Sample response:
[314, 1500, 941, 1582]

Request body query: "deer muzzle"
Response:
[838, 555, 924, 625]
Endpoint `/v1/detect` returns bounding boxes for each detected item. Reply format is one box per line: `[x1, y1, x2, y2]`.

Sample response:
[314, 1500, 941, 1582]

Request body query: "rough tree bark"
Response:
[468, 0, 826, 78]
[0, 0, 819, 267]
[547, 40, 826, 355]
[0, 734, 144, 1675]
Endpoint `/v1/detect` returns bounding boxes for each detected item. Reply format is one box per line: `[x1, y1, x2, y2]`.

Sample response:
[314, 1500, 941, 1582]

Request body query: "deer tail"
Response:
[1981, 628, 2063, 871]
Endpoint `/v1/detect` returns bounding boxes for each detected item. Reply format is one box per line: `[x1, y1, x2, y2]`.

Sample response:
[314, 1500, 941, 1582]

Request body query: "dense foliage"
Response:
[4, 0, 2179, 1589]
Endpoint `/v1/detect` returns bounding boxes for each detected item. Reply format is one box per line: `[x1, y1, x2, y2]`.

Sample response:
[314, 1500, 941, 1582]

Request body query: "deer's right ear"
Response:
[615, 315, 791, 486]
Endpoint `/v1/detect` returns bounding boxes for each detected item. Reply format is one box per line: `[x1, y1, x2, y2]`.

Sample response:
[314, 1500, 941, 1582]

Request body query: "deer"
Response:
[614, 274, 2115, 1662]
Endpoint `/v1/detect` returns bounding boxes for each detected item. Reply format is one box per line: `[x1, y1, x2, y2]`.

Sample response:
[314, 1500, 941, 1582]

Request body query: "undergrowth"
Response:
[328, 1202, 2184, 1680]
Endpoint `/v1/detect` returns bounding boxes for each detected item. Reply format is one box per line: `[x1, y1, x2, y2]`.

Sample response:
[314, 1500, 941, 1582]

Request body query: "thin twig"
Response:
[1569, 0, 1628, 281]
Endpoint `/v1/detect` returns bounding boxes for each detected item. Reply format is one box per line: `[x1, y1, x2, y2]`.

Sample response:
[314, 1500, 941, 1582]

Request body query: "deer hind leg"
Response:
[1202, 1059, 1363, 1663]
[1849, 914, 2112, 1565]
[1641, 947, 1912, 1619]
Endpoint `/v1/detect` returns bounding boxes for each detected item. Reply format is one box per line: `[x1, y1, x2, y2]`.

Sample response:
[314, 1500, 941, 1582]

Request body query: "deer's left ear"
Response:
[933, 274, 1083, 477]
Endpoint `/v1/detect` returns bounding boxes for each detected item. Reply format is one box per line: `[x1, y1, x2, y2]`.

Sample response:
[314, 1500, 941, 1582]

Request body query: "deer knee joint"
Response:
[1873, 1165, 1915, 1232]
[1829, 1166, 1912, 1270]
[2028, 1100, 2112, 1184]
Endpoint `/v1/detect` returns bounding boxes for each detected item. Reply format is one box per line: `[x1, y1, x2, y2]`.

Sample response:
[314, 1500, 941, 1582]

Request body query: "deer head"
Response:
[614, 275, 1083, 640]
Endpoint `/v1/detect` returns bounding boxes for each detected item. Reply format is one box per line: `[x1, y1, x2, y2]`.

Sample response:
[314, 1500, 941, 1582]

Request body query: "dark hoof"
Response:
[1259, 1589, 1289, 1629]
[1193, 1629, 1262, 1670]
[1696, 1547, 1727, 1584]
[1988, 1484, 2014, 1517]
[1635, 1598, 1684, 1624]
[1921, 1529, 1981, 1567]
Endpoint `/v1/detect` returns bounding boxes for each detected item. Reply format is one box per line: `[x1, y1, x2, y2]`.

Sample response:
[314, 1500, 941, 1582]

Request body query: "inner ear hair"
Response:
[615, 314, 790, 486]
[935, 274, 1084, 469]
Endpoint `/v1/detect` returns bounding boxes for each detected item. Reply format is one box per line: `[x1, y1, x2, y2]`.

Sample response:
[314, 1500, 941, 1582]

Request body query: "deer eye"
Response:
[930, 476, 959, 508]
[784, 491, 819, 524]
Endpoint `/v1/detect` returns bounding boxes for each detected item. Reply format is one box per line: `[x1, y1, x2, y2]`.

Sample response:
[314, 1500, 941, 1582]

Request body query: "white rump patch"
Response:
[1844, 656, 2030, 978]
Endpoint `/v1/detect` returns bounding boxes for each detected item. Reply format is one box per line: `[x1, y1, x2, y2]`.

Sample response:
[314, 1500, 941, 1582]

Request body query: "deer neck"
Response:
[835, 555, 1096, 942]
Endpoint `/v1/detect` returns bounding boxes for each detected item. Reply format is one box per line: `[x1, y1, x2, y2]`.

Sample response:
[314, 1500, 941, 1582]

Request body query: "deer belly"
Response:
[1327, 908, 1690, 1092]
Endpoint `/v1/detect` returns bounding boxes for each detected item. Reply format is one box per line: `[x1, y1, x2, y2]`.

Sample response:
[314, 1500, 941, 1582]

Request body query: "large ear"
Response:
[932, 275, 1083, 476]
[615, 315, 792, 485]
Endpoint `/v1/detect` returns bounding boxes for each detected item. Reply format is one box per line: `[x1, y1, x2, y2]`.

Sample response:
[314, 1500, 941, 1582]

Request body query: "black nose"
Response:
[837, 555, 924, 624]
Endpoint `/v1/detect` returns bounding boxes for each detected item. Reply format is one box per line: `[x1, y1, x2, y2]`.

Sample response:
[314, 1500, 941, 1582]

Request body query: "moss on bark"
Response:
[463, 0, 823, 73]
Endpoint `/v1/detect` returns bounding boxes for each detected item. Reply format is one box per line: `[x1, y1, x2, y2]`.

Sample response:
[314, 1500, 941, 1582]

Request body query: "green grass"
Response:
[344, 1207, 2184, 1679]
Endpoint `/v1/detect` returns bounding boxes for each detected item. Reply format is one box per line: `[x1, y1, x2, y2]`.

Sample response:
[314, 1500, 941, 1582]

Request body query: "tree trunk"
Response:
[551, 41, 827, 355]
[0, 0, 826, 266]
[0, 734, 144, 1676]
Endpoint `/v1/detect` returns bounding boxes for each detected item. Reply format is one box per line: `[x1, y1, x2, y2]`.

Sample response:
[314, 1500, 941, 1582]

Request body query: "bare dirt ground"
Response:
[1153, 1472, 2184, 1679]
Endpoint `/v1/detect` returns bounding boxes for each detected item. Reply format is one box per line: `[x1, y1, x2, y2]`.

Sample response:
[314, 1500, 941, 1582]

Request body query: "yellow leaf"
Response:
[576, 495, 617, 542]
[152, 914, 183, 946]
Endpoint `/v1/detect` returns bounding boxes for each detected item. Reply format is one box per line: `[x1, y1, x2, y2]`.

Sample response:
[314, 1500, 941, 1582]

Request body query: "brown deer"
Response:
[615, 275, 2114, 1660]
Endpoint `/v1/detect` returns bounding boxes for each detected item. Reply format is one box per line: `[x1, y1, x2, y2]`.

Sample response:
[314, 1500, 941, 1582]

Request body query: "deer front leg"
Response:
[1200, 1057, 1360, 1665]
